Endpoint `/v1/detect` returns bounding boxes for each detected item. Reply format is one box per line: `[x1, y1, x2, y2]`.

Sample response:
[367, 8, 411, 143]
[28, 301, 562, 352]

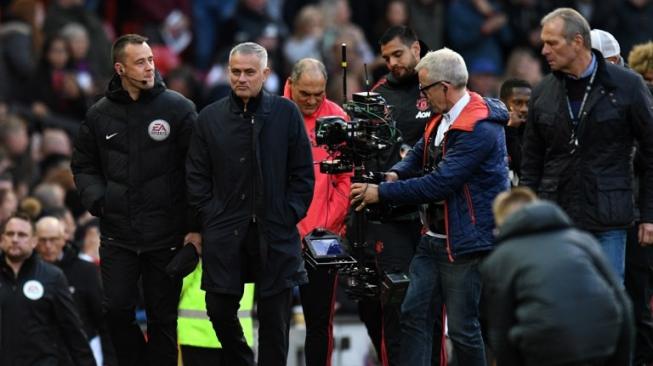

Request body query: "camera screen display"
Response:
[309, 238, 344, 257]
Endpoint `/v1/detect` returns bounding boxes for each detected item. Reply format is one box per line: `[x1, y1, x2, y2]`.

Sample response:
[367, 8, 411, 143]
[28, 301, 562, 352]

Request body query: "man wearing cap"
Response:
[521, 8, 653, 282]
[591, 29, 624, 65]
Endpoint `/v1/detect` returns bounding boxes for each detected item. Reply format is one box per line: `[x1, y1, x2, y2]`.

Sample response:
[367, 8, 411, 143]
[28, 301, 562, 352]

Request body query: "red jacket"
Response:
[283, 81, 352, 238]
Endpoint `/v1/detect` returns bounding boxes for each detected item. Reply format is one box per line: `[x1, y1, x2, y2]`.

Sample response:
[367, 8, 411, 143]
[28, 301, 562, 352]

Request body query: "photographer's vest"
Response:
[421, 115, 447, 235]
[178, 262, 255, 348]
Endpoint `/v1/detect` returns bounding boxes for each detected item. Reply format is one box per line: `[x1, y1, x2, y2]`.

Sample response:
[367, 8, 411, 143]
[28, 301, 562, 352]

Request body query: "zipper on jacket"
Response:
[463, 184, 477, 224]
[250, 115, 257, 224]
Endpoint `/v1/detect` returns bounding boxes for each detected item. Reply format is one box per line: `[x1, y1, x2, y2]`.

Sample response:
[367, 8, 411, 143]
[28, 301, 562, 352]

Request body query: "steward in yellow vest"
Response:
[178, 261, 254, 365]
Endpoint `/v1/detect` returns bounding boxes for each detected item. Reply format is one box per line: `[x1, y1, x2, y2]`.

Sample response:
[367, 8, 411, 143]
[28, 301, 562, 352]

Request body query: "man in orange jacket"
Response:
[284, 58, 351, 366]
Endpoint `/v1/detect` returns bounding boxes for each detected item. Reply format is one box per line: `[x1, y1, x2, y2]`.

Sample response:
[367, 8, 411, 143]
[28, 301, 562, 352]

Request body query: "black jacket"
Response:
[0, 253, 95, 366]
[371, 72, 433, 172]
[56, 245, 116, 364]
[480, 201, 634, 366]
[521, 50, 653, 231]
[186, 91, 314, 297]
[72, 73, 199, 251]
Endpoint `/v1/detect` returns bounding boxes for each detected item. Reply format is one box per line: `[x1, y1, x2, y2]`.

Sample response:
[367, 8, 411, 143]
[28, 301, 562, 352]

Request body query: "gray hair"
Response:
[415, 48, 468, 89]
[541, 8, 591, 50]
[290, 58, 327, 83]
[229, 42, 268, 69]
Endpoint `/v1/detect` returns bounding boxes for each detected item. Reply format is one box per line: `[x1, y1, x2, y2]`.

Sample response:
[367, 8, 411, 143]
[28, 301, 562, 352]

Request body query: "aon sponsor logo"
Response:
[415, 111, 432, 119]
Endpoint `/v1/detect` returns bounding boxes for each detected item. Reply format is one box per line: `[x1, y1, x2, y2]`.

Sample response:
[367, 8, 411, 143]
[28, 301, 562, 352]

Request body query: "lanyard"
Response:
[565, 65, 598, 151]
[565, 65, 598, 129]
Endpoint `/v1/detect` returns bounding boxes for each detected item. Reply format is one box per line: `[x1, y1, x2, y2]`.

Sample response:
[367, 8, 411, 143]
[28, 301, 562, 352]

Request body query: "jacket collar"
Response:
[552, 49, 618, 90]
[105, 70, 166, 104]
[229, 89, 272, 117]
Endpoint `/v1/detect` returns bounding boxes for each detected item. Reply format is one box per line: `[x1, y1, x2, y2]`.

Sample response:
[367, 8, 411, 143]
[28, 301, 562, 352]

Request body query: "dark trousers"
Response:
[205, 223, 293, 366]
[300, 265, 338, 366]
[351, 218, 421, 366]
[180, 345, 224, 366]
[100, 244, 182, 366]
[206, 289, 293, 366]
[626, 225, 653, 365]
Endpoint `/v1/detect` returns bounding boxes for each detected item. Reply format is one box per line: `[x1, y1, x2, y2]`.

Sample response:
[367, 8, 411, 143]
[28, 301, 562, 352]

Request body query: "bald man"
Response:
[283, 58, 351, 366]
[36, 216, 115, 365]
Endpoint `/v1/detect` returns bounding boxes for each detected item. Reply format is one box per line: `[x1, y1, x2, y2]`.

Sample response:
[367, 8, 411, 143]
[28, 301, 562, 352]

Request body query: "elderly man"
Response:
[521, 8, 653, 280]
[351, 47, 509, 365]
[0, 214, 95, 365]
[186, 42, 314, 366]
[36, 216, 114, 365]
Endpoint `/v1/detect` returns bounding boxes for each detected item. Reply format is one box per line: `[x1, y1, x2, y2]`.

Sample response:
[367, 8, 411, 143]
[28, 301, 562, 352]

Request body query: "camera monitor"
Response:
[305, 237, 349, 260]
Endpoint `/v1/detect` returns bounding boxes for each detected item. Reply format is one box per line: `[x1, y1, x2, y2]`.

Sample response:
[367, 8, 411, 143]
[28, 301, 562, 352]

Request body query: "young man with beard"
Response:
[351, 26, 431, 366]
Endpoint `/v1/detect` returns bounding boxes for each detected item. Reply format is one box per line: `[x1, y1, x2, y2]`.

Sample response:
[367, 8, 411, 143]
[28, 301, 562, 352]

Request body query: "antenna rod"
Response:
[341, 43, 347, 105]
[364, 63, 370, 95]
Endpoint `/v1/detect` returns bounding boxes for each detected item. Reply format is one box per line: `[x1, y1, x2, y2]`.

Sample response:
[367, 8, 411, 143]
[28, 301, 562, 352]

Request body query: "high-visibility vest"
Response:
[177, 261, 255, 348]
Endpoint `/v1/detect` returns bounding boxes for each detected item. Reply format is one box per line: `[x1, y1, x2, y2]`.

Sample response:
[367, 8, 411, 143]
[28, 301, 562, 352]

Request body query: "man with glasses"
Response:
[351, 48, 509, 366]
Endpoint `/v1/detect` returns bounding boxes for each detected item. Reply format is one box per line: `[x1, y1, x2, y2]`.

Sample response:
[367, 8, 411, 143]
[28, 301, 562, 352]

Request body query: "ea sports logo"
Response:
[148, 119, 170, 141]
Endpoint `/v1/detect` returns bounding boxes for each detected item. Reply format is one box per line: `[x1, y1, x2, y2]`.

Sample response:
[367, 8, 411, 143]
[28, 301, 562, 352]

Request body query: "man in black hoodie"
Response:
[71, 34, 200, 366]
[481, 191, 634, 366]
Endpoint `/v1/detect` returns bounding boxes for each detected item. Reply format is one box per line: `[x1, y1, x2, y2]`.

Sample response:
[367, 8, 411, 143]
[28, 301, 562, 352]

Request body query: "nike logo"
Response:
[105, 133, 119, 140]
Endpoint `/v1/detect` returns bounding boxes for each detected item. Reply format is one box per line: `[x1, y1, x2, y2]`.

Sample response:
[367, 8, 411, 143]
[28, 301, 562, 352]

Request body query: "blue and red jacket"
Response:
[378, 92, 509, 260]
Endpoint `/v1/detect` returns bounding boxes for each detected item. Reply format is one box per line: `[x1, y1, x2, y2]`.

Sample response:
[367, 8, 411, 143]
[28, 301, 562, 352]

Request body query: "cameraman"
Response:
[283, 58, 351, 366]
[353, 25, 429, 365]
[351, 48, 509, 366]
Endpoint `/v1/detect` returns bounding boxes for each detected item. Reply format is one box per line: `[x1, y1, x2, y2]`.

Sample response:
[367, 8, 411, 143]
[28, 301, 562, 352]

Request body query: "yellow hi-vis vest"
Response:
[177, 261, 255, 348]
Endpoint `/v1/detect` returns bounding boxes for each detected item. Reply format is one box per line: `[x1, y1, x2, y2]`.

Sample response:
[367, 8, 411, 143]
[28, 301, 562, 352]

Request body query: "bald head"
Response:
[35, 216, 66, 262]
[289, 58, 328, 116]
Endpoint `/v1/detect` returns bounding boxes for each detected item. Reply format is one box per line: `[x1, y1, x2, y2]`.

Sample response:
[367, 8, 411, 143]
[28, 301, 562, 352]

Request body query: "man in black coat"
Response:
[35, 216, 116, 365]
[481, 194, 634, 366]
[521, 8, 653, 281]
[0, 213, 95, 365]
[71, 34, 200, 366]
[186, 42, 314, 366]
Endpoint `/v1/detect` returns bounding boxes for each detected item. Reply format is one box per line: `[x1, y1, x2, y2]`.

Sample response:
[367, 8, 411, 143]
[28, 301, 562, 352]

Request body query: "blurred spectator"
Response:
[348, 0, 388, 46]
[39, 127, 73, 159]
[447, 0, 513, 75]
[117, 0, 190, 45]
[482, 194, 633, 366]
[556, 0, 619, 32]
[374, 0, 410, 44]
[32, 181, 66, 212]
[408, 0, 445, 51]
[74, 217, 100, 263]
[35, 216, 116, 366]
[192, 0, 237, 71]
[615, 0, 653, 60]
[629, 41, 653, 87]
[0, 114, 32, 197]
[43, 0, 112, 81]
[0, 187, 18, 223]
[505, 0, 552, 54]
[468, 57, 501, 97]
[164, 66, 203, 106]
[499, 78, 531, 184]
[27, 35, 89, 132]
[590, 29, 623, 65]
[504, 47, 543, 87]
[18, 196, 42, 220]
[61, 22, 102, 97]
[0, 0, 44, 103]
[283, 5, 324, 67]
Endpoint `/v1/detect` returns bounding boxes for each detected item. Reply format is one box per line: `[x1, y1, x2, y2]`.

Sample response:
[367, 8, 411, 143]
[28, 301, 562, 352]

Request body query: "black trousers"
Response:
[625, 225, 653, 365]
[180, 345, 224, 366]
[300, 265, 338, 366]
[351, 218, 422, 366]
[205, 223, 293, 366]
[206, 289, 293, 366]
[100, 244, 182, 366]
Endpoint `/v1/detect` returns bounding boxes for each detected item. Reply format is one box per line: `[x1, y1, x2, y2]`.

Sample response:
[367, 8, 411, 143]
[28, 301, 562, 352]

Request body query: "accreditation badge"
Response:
[23, 280, 44, 300]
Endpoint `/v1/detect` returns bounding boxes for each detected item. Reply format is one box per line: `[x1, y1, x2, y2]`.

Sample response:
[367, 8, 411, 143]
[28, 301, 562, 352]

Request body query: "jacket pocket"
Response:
[596, 176, 634, 226]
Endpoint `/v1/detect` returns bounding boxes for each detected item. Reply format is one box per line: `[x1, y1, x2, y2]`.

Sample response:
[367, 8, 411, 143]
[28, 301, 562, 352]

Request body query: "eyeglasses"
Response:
[419, 80, 448, 96]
